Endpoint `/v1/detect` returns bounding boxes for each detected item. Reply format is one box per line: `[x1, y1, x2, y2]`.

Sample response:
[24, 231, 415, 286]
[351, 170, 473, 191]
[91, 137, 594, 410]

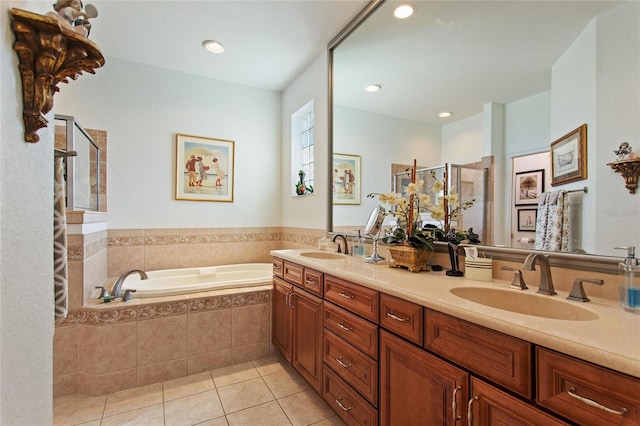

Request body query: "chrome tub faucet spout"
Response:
[111, 269, 148, 299]
[523, 253, 556, 295]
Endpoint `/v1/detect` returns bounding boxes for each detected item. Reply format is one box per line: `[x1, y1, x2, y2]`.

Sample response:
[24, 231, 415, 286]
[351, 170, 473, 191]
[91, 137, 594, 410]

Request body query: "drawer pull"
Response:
[273, 263, 281, 270]
[338, 291, 355, 299]
[452, 386, 462, 421]
[337, 322, 353, 332]
[467, 396, 478, 426]
[386, 311, 410, 322]
[567, 387, 629, 416]
[305, 279, 316, 286]
[335, 397, 352, 411]
[336, 357, 352, 368]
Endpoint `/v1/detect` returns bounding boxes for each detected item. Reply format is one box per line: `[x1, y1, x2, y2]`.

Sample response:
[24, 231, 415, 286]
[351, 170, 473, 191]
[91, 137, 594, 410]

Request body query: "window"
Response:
[291, 100, 314, 195]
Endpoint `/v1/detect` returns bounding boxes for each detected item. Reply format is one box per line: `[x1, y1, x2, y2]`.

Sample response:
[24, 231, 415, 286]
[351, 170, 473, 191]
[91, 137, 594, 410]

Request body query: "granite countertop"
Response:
[271, 249, 640, 379]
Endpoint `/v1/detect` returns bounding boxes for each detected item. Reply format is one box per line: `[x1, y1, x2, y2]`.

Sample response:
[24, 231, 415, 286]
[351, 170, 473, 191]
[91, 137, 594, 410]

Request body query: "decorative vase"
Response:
[388, 245, 431, 273]
[296, 171, 306, 195]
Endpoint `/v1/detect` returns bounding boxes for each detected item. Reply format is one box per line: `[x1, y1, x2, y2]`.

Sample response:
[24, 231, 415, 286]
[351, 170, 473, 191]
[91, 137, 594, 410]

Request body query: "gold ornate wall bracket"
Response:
[9, 8, 105, 143]
[607, 158, 640, 194]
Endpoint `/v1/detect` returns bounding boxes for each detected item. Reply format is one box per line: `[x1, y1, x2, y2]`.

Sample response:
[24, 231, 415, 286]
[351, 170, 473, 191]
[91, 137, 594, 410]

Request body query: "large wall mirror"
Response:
[328, 0, 640, 259]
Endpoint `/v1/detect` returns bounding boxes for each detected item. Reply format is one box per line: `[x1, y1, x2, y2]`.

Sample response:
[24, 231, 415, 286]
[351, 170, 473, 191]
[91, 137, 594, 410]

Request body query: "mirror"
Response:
[329, 0, 639, 257]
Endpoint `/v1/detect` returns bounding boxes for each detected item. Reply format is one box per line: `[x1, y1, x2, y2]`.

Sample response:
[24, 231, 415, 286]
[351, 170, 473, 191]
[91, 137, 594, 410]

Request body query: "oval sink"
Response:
[299, 251, 346, 260]
[450, 287, 599, 321]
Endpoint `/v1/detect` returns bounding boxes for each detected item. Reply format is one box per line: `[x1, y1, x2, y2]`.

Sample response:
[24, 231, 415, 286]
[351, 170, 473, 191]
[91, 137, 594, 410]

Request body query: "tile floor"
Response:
[54, 355, 345, 426]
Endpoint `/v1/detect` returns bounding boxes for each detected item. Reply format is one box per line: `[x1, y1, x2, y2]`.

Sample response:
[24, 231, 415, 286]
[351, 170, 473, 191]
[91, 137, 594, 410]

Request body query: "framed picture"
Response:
[514, 169, 544, 205]
[550, 124, 587, 186]
[175, 133, 235, 202]
[333, 153, 361, 205]
[517, 209, 537, 232]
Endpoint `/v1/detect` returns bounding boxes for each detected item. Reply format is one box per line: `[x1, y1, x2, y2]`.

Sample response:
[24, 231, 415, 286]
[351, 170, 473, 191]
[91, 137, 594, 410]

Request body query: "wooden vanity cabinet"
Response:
[272, 259, 323, 393]
[537, 347, 640, 426]
[379, 293, 423, 346]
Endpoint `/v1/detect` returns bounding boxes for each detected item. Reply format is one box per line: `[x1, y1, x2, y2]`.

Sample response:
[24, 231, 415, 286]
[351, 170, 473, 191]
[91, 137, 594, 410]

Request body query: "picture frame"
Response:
[175, 133, 235, 202]
[517, 209, 537, 232]
[550, 123, 587, 186]
[333, 153, 361, 205]
[514, 169, 544, 206]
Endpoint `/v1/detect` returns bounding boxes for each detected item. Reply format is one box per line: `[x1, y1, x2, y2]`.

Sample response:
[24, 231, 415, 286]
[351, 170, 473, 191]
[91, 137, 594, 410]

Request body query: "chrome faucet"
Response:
[523, 253, 556, 295]
[111, 269, 148, 298]
[332, 234, 349, 255]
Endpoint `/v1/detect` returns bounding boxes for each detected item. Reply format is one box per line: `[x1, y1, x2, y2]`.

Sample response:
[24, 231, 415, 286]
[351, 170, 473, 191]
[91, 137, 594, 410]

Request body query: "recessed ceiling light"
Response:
[202, 40, 225, 54]
[438, 111, 453, 118]
[364, 84, 382, 93]
[394, 3, 415, 19]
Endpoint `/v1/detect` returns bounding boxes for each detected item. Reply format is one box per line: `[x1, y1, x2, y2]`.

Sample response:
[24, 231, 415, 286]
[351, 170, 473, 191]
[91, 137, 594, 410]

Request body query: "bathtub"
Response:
[120, 263, 273, 298]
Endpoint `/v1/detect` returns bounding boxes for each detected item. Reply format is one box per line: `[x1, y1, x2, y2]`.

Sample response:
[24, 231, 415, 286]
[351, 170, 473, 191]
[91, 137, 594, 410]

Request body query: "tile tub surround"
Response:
[54, 286, 272, 397]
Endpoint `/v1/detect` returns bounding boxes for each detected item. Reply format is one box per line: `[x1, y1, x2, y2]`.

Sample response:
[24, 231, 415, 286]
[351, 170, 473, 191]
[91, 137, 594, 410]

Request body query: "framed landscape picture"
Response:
[514, 169, 544, 206]
[175, 134, 235, 202]
[551, 124, 587, 186]
[333, 153, 361, 205]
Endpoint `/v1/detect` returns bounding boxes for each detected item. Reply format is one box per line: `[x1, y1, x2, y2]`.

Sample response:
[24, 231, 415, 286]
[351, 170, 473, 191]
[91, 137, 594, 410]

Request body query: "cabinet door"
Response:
[292, 286, 323, 393]
[469, 377, 568, 426]
[380, 330, 469, 426]
[272, 277, 293, 362]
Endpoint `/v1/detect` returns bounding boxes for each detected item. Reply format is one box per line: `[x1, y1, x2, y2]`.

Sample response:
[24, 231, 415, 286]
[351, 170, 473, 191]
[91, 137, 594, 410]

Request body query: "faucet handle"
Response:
[500, 266, 528, 290]
[567, 278, 604, 302]
[123, 289, 137, 302]
[95, 286, 109, 299]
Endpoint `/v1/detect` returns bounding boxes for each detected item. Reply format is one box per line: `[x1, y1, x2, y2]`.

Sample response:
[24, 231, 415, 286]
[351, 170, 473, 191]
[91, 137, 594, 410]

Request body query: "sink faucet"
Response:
[523, 253, 556, 295]
[111, 269, 148, 298]
[332, 234, 349, 255]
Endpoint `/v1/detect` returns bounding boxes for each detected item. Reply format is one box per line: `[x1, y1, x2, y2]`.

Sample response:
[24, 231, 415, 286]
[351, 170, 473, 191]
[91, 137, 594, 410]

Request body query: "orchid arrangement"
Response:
[367, 171, 476, 250]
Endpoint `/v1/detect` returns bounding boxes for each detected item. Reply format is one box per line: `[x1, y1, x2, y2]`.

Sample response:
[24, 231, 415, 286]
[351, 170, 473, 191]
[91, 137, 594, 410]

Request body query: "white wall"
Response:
[55, 57, 282, 229]
[441, 113, 483, 165]
[281, 53, 329, 230]
[1, 2, 54, 424]
[333, 105, 441, 228]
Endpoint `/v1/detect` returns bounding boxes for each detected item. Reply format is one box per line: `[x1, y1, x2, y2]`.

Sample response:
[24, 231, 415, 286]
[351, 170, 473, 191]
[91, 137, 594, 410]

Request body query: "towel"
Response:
[535, 190, 570, 252]
[54, 157, 68, 319]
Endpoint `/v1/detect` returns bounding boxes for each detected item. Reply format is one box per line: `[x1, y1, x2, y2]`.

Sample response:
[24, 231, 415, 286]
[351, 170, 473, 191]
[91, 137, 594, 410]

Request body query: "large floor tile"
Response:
[217, 377, 274, 414]
[252, 356, 290, 377]
[226, 400, 292, 426]
[53, 394, 106, 426]
[278, 390, 336, 426]
[103, 383, 163, 417]
[211, 361, 260, 388]
[163, 371, 215, 401]
[164, 390, 225, 426]
[100, 404, 164, 426]
[262, 369, 310, 399]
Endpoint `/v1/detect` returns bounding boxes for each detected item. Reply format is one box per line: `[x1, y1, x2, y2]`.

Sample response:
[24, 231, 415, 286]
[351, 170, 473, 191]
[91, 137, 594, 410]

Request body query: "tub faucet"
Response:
[332, 234, 349, 255]
[111, 269, 148, 298]
[523, 253, 556, 295]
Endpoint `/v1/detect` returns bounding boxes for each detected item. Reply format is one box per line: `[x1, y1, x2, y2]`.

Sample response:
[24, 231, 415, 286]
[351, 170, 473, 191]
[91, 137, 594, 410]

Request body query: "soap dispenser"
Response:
[352, 230, 366, 257]
[616, 246, 640, 312]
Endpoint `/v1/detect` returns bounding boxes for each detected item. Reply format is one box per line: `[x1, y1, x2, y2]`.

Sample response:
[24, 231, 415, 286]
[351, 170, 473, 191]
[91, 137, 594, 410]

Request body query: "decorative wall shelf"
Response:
[9, 8, 105, 143]
[607, 158, 640, 194]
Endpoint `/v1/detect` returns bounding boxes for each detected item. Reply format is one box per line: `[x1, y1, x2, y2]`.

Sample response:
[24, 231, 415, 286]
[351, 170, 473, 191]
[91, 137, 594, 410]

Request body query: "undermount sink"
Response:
[450, 287, 599, 321]
[299, 251, 346, 260]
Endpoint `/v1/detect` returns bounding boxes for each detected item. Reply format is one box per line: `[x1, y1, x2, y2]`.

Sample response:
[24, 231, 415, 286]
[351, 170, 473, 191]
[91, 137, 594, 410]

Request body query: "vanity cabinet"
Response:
[272, 259, 323, 393]
[537, 347, 640, 425]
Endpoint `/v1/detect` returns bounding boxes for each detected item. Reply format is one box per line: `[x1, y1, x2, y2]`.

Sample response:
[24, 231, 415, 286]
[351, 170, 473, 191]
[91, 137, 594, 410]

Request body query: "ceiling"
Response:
[86, 0, 369, 92]
[333, 1, 621, 124]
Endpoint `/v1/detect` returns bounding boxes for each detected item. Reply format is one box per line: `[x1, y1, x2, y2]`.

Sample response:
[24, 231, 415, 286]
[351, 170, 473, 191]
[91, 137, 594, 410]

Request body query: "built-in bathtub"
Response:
[120, 263, 273, 298]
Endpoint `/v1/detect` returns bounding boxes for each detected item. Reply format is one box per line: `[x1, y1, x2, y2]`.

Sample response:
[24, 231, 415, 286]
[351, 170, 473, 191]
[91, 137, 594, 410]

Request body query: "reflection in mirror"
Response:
[329, 1, 640, 257]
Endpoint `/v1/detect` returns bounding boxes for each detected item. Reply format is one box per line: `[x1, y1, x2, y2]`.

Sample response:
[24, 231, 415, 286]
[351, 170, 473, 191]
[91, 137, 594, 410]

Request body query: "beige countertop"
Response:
[271, 249, 640, 379]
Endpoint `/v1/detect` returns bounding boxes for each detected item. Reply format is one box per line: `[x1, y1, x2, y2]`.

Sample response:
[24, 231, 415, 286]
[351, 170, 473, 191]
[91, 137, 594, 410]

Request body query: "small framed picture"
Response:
[550, 124, 587, 186]
[333, 153, 361, 205]
[175, 134, 235, 202]
[514, 169, 544, 206]
[517, 209, 537, 232]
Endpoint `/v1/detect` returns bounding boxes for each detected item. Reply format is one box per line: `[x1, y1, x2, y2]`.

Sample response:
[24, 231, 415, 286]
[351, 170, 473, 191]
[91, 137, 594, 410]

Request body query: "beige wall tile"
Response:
[231, 342, 270, 365]
[188, 309, 232, 355]
[83, 249, 108, 305]
[53, 373, 78, 399]
[137, 358, 187, 387]
[187, 349, 231, 375]
[67, 261, 85, 310]
[78, 322, 137, 375]
[144, 245, 179, 271]
[108, 246, 144, 278]
[137, 315, 188, 366]
[77, 369, 138, 396]
[178, 243, 211, 268]
[231, 304, 270, 347]
[54, 324, 78, 376]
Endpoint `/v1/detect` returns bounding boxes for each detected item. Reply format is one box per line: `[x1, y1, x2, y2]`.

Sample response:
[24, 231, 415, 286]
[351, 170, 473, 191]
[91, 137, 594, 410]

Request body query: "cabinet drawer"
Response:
[303, 268, 323, 297]
[324, 275, 379, 322]
[272, 257, 284, 278]
[425, 309, 533, 399]
[283, 261, 303, 286]
[323, 302, 378, 359]
[379, 293, 423, 345]
[323, 366, 378, 426]
[324, 330, 378, 406]
[537, 347, 640, 426]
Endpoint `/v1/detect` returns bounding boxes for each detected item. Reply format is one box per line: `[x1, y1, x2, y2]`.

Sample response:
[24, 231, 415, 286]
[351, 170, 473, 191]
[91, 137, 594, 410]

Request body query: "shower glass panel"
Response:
[54, 115, 100, 211]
